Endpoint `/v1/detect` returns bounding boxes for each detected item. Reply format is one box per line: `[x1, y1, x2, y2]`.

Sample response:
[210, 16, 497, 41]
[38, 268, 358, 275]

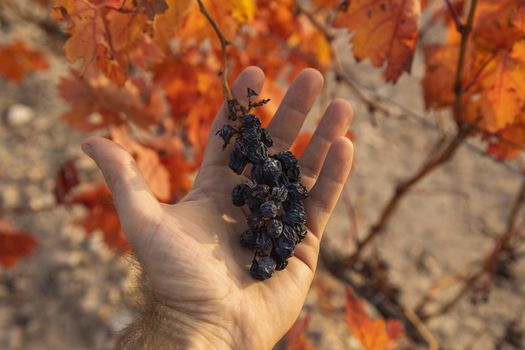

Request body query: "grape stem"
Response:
[196, 0, 233, 108]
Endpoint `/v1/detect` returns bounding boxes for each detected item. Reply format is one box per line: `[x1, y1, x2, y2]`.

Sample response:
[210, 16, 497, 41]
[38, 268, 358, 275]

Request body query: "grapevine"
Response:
[218, 88, 308, 280]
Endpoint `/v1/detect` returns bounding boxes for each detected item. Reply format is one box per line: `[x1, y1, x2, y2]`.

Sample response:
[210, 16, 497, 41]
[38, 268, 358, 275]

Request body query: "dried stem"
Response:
[453, 0, 478, 122]
[413, 262, 478, 314]
[196, 0, 233, 106]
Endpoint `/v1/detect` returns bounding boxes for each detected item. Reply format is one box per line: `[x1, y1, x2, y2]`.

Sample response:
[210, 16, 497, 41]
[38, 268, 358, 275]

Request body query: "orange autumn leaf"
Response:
[472, 0, 525, 52]
[0, 220, 37, 268]
[285, 315, 316, 350]
[58, 71, 165, 131]
[345, 289, 403, 350]
[288, 16, 332, 70]
[153, 0, 193, 49]
[68, 182, 130, 252]
[486, 123, 525, 160]
[479, 43, 525, 132]
[53, 0, 160, 85]
[0, 41, 48, 83]
[334, 0, 421, 83]
[163, 0, 255, 50]
[422, 44, 458, 109]
[290, 132, 313, 158]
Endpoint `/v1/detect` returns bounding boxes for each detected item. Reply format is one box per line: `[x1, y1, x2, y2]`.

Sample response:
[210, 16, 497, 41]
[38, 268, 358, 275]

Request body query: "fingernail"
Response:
[81, 142, 94, 157]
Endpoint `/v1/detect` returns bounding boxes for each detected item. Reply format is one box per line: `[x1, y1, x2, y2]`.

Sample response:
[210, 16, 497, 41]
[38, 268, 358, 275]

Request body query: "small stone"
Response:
[6, 104, 35, 126]
[0, 185, 21, 209]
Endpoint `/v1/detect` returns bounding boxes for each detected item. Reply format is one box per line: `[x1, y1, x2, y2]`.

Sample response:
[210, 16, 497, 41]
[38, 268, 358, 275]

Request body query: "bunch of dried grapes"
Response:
[216, 88, 308, 280]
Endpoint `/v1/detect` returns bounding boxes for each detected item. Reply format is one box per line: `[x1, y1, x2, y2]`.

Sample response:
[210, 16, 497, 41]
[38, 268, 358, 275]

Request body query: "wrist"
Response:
[116, 297, 237, 350]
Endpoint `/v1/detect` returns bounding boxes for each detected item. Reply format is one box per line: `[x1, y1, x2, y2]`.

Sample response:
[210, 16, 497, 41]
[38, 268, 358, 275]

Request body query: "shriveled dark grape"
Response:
[229, 142, 248, 174]
[250, 256, 276, 281]
[232, 184, 248, 207]
[271, 185, 288, 202]
[240, 230, 257, 249]
[241, 114, 261, 130]
[216, 124, 236, 149]
[259, 201, 278, 218]
[260, 128, 273, 147]
[287, 183, 308, 201]
[266, 219, 283, 238]
[246, 143, 268, 164]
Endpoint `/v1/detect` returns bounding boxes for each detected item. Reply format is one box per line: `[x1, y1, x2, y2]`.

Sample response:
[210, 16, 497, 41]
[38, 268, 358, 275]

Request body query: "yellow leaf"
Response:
[230, 0, 256, 23]
[480, 46, 525, 132]
[154, 0, 193, 49]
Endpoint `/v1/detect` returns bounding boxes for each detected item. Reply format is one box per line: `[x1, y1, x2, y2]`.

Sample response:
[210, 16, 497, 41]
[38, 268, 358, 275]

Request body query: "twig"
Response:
[414, 262, 479, 313]
[444, 0, 463, 32]
[342, 188, 359, 243]
[485, 178, 525, 276]
[419, 268, 484, 320]
[403, 308, 439, 350]
[196, 0, 233, 107]
[453, 0, 478, 122]
[321, 249, 433, 346]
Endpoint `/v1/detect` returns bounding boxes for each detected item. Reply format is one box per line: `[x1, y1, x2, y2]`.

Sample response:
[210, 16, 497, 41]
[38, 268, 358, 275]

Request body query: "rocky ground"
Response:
[1, 3, 524, 350]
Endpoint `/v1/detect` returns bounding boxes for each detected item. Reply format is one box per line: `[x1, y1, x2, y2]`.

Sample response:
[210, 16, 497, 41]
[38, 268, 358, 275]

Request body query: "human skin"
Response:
[81, 66, 354, 350]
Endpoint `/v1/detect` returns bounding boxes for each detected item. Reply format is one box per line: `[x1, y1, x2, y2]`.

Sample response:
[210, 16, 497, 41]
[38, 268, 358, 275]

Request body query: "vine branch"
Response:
[196, 0, 233, 106]
[453, 0, 477, 122]
[344, 0, 479, 263]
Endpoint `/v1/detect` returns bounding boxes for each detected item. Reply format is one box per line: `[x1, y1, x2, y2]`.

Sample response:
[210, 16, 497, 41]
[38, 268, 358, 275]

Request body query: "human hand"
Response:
[81, 66, 354, 350]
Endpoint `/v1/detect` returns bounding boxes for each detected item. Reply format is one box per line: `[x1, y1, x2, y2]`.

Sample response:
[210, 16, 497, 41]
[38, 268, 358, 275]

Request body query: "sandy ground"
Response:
[1, 3, 524, 350]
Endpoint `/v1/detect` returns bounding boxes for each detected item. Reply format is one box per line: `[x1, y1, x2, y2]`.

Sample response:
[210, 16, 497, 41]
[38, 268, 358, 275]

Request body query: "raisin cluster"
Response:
[216, 88, 308, 280]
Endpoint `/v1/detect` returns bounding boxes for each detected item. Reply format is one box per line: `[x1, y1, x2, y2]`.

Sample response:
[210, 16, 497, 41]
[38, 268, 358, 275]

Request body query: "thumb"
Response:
[81, 136, 162, 248]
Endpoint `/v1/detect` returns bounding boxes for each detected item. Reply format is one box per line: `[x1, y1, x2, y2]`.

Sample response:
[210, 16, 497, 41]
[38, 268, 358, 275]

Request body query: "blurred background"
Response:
[1, 1, 524, 349]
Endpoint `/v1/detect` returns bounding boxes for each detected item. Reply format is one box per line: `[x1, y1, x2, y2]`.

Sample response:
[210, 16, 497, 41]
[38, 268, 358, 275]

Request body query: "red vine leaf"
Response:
[0, 41, 48, 83]
[0, 220, 37, 268]
[68, 182, 130, 252]
[54, 159, 80, 203]
[285, 315, 316, 350]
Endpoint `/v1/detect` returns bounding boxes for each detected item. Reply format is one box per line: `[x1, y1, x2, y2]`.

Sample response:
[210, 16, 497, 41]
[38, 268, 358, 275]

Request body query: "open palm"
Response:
[82, 67, 354, 349]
